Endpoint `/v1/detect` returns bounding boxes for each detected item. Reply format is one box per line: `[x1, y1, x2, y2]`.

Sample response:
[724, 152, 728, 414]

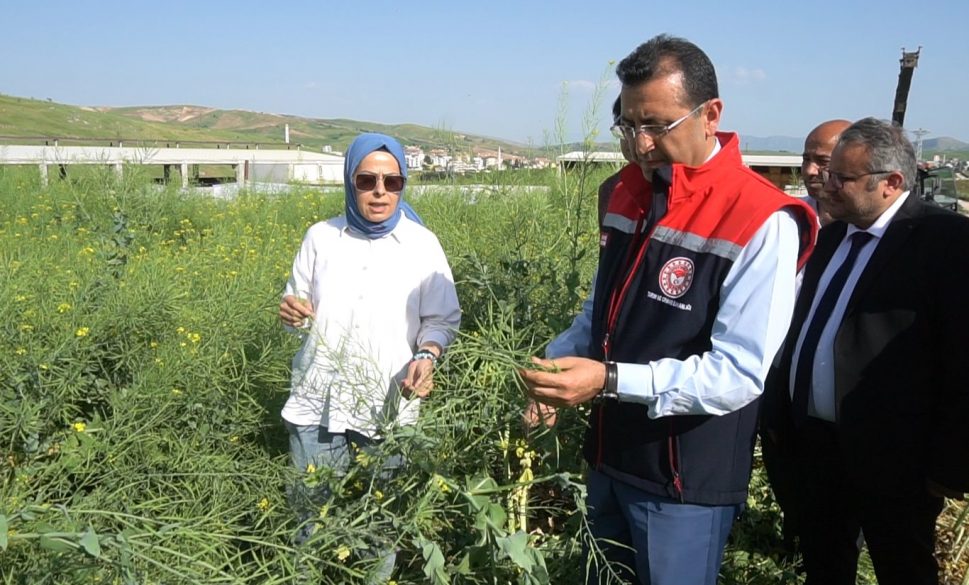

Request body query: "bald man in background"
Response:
[801, 120, 851, 226]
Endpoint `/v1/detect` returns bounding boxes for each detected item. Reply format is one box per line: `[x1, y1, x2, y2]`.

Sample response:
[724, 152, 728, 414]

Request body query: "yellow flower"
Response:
[171, 388, 182, 396]
[57, 303, 72, 313]
[188, 333, 201, 344]
[374, 490, 384, 502]
[15, 347, 27, 356]
[229, 435, 239, 443]
[433, 474, 451, 494]
[335, 544, 351, 562]
[14, 294, 27, 302]
[257, 497, 270, 512]
[73, 422, 87, 432]
[306, 463, 317, 474]
[75, 327, 90, 337]
[149, 340, 159, 349]
[19, 324, 34, 332]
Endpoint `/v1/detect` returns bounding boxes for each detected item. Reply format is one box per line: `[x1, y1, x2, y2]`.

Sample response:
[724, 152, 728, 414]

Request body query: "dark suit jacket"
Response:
[762, 193, 969, 498]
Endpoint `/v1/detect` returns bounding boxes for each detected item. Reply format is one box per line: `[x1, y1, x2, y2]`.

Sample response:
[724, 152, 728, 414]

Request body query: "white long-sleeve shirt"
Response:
[547, 210, 800, 418]
[281, 215, 461, 435]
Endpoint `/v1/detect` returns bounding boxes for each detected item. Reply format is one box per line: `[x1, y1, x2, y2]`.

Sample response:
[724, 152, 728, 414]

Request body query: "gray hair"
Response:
[838, 117, 917, 191]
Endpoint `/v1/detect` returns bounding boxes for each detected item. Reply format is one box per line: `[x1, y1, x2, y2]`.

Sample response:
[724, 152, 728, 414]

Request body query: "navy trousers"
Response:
[584, 468, 741, 585]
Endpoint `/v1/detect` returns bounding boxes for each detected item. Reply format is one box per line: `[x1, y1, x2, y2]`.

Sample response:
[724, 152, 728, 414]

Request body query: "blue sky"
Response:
[3, 0, 968, 145]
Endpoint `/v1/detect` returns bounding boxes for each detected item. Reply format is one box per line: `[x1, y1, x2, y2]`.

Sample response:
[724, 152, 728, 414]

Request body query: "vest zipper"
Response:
[668, 420, 684, 502]
[595, 175, 669, 470]
[596, 213, 650, 469]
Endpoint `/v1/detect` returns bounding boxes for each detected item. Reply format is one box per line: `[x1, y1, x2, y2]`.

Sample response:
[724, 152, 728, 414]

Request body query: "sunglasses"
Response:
[354, 173, 406, 192]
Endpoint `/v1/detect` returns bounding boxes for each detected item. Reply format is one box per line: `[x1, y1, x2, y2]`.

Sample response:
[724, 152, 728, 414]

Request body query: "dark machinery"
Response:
[892, 47, 960, 212]
[892, 48, 920, 128]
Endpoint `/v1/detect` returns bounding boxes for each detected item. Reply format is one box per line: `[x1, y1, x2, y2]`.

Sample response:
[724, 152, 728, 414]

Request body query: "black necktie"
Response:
[791, 231, 873, 425]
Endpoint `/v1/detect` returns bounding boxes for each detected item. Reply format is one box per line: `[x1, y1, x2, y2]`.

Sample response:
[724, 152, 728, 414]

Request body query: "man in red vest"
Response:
[521, 34, 817, 585]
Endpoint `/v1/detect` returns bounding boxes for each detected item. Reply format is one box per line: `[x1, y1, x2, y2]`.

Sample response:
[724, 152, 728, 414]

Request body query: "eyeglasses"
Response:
[610, 101, 706, 142]
[821, 168, 893, 189]
[354, 173, 406, 192]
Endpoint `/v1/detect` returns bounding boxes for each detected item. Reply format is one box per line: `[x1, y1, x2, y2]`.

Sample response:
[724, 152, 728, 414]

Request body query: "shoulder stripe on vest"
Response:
[652, 226, 743, 261]
[603, 212, 643, 234]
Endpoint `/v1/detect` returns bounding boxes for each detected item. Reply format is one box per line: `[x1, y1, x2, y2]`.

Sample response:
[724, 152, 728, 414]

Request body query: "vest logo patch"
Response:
[658, 257, 694, 299]
[599, 231, 609, 247]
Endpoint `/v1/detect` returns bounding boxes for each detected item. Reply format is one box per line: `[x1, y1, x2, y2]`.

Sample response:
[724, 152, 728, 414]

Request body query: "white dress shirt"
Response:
[281, 215, 461, 435]
[789, 191, 910, 421]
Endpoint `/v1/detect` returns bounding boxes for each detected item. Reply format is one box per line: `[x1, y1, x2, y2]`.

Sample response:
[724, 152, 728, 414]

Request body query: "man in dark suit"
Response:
[762, 117, 969, 585]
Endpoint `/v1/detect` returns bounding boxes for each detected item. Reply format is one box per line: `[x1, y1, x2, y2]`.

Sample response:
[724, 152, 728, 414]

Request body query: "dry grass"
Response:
[938, 499, 968, 585]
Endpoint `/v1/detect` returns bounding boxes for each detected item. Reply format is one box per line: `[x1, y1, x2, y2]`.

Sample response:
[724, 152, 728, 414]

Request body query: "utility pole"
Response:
[911, 128, 930, 162]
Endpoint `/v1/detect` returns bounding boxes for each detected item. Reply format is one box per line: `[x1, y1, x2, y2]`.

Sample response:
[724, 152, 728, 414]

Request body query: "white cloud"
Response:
[727, 67, 767, 85]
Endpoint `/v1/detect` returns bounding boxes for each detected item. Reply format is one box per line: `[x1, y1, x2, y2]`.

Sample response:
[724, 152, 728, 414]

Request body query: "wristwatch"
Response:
[599, 361, 619, 400]
[412, 349, 437, 363]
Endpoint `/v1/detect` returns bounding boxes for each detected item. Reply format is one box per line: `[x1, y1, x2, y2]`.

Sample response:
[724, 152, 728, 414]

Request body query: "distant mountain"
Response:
[737, 134, 969, 156]
[0, 94, 534, 157]
[922, 137, 969, 152]
[3, 93, 967, 157]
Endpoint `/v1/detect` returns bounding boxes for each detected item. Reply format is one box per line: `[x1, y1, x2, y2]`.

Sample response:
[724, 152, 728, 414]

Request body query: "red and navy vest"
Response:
[586, 132, 817, 505]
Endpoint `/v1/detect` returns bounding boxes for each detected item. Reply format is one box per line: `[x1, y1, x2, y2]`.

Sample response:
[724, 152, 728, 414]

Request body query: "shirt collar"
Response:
[340, 219, 405, 243]
[704, 136, 722, 163]
[846, 190, 910, 240]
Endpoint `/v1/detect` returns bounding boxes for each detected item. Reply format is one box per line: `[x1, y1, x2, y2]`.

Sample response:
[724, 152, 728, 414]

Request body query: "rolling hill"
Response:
[0, 94, 534, 156]
[2, 93, 967, 158]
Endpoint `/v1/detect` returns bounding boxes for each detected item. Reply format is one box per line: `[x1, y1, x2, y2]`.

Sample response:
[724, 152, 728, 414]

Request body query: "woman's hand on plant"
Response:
[519, 356, 605, 408]
[402, 350, 437, 398]
[279, 295, 314, 328]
